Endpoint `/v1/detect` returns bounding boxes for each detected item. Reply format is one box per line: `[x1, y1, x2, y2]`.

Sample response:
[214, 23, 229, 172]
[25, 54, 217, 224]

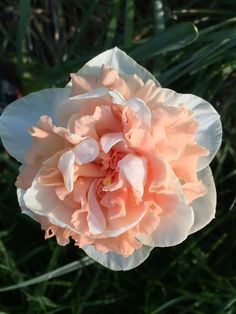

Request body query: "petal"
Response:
[70, 87, 108, 101]
[92, 228, 142, 256]
[58, 150, 75, 192]
[87, 180, 106, 234]
[140, 198, 194, 247]
[56, 87, 125, 127]
[17, 188, 28, 212]
[74, 47, 161, 86]
[108, 90, 126, 104]
[17, 187, 48, 221]
[70, 73, 97, 95]
[126, 97, 151, 126]
[73, 137, 99, 165]
[105, 206, 145, 237]
[182, 180, 207, 204]
[17, 189, 71, 246]
[83, 244, 153, 271]
[189, 166, 216, 234]
[23, 176, 78, 233]
[0, 88, 70, 163]
[139, 161, 194, 247]
[100, 132, 125, 153]
[159, 88, 222, 170]
[56, 87, 109, 126]
[118, 154, 147, 198]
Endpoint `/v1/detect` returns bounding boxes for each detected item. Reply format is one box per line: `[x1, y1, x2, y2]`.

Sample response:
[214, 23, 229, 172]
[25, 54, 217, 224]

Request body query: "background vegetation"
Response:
[0, 0, 235, 313]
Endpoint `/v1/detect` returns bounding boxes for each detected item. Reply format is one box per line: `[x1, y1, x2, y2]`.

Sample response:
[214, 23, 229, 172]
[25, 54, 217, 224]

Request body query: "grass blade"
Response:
[124, 0, 134, 49]
[16, 0, 31, 78]
[130, 22, 198, 61]
[104, 0, 121, 49]
[0, 257, 94, 293]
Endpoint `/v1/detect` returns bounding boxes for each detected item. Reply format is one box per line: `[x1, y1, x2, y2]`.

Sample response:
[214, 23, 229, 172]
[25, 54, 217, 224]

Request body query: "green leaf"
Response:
[130, 22, 198, 61]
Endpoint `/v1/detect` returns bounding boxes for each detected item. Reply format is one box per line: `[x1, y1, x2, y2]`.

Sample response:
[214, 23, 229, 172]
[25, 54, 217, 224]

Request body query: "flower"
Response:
[0, 48, 222, 271]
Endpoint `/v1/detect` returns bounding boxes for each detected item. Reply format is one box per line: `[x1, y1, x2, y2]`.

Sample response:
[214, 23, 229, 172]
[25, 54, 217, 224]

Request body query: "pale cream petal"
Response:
[87, 181, 106, 234]
[100, 132, 125, 153]
[23, 177, 78, 233]
[74, 47, 161, 86]
[126, 97, 151, 126]
[58, 150, 75, 192]
[83, 244, 153, 271]
[118, 154, 147, 198]
[73, 137, 99, 165]
[189, 166, 216, 234]
[0, 88, 70, 162]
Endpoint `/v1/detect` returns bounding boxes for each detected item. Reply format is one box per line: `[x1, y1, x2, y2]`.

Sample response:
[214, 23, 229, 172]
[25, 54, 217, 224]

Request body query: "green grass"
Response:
[0, 0, 236, 313]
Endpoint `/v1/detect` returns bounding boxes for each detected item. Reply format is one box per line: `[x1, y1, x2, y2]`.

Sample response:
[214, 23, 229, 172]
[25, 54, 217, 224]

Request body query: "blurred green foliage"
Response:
[0, 0, 236, 313]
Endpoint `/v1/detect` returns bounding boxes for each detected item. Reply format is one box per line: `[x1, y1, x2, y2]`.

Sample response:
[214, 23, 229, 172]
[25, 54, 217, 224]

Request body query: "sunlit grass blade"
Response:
[150, 296, 189, 314]
[0, 257, 94, 293]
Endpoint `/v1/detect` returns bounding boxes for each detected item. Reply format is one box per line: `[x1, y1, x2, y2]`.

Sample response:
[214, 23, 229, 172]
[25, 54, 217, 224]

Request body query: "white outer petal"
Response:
[71, 47, 161, 86]
[189, 166, 216, 234]
[160, 88, 222, 170]
[0, 88, 70, 163]
[17, 188, 53, 228]
[83, 245, 153, 271]
[17, 188, 28, 212]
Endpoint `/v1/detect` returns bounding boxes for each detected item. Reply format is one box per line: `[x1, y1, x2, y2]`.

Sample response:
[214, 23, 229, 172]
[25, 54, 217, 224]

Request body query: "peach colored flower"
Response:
[0, 48, 222, 270]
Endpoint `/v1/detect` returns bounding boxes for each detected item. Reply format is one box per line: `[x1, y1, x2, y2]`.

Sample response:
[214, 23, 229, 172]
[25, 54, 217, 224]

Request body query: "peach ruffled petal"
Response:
[70, 73, 97, 96]
[45, 225, 71, 246]
[93, 229, 142, 257]
[170, 144, 209, 182]
[182, 180, 207, 204]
